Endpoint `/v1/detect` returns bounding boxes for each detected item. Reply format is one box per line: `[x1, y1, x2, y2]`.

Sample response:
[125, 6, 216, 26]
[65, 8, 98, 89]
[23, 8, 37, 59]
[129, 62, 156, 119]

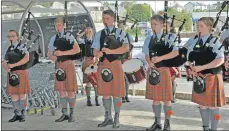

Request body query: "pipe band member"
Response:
[48, 16, 80, 123]
[92, 9, 129, 128]
[3, 30, 30, 122]
[184, 17, 226, 131]
[117, 20, 134, 103]
[143, 14, 179, 131]
[220, 28, 229, 70]
[76, 27, 100, 106]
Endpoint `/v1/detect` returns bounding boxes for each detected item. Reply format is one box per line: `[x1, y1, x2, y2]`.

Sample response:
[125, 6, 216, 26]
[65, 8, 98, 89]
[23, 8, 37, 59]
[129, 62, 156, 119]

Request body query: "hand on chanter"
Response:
[102, 48, 113, 54]
[151, 56, 163, 64]
[149, 62, 155, 68]
[54, 50, 64, 56]
[8, 64, 16, 69]
[96, 51, 103, 58]
[192, 65, 205, 73]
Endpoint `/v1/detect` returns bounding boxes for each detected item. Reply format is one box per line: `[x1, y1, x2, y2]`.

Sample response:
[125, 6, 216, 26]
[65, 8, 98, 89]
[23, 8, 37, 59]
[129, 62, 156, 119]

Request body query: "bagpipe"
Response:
[188, 1, 229, 94]
[148, 1, 188, 85]
[53, 1, 79, 62]
[148, 3, 187, 68]
[189, 1, 228, 75]
[5, 12, 41, 86]
[100, 23, 127, 62]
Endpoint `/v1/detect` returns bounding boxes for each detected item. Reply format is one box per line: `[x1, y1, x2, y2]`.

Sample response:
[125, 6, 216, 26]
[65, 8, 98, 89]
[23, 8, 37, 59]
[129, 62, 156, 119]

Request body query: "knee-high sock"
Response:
[86, 86, 91, 97]
[103, 97, 112, 119]
[19, 99, 26, 110]
[68, 97, 76, 108]
[199, 108, 210, 128]
[210, 108, 220, 130]
[125, 79, 129, 96]
[113, 97, 122, 113]
[94, 87, 98, 97]
[164, 105, 173, 120]
[60, 97, 68, 108]
[12, 100, 20, 115]
[153, 104, 162, 124]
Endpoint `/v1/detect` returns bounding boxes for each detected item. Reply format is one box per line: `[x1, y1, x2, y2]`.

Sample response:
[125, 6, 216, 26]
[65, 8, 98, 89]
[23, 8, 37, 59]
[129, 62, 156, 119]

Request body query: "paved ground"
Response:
[2, 95, 229, 130]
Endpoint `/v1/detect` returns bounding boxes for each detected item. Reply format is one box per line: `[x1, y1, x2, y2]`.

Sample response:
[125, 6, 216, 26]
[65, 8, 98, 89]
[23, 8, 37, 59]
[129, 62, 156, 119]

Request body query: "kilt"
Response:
[192, 73, 225, 107]
[54, 60, 78, 92]
[82, 56, 94, 83]
[7, 70, 31, 95]
[96, 58, 125, 97]
[145, 67, 173, 101]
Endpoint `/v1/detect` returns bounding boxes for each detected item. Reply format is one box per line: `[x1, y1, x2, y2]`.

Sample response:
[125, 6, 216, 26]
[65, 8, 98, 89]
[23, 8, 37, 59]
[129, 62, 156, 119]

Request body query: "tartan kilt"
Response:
[7, 69, 31, 95]
[82, 57, 94, 83]
[192, 73, 226, 107]
[96, 58, 125, 97]
[145, 67, 173, 101]
[54, 60, 78, 92]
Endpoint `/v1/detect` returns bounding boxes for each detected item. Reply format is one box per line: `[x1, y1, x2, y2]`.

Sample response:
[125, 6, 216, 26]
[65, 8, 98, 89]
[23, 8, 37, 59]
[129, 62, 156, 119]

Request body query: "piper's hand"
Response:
[96, 51, 103, 58]
[102, 48, 113, 54]
[151, 56, 162, 64]
[54, 50, 63, 56]
[149, 62, 155, 68]
[8, 64, 15, 69]
[93, 57, 99, 64]
[190, 69, 197, 77]
[7, 68, 11, 72]
[192, 66, 205, 74]
[51, 56, 57, 61]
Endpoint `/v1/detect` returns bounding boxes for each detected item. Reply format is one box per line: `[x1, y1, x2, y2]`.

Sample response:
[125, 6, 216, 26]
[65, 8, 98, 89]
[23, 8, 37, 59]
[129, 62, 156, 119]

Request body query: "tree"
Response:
[128, 3, 151, 22]
[41, 2, 52, 8]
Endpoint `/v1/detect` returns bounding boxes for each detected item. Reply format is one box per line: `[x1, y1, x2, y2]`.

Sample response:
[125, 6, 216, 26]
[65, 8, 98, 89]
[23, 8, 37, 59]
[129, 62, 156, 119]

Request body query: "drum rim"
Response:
[123, 58, 145, 73]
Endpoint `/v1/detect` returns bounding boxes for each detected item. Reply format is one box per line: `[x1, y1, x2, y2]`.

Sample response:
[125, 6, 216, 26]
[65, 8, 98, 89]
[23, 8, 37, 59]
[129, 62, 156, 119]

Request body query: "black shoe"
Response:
[55, 114, 69, 122]
[146, 120, 162, 131]
[19, 109, 25, 122]
[122, 97, 126, 103]
[9, 115, 20, 122]
[125, 96, 130, 102]
[95, 96, 100, 106]
[163, 119, 170, 131]
[171, 99, 176, 103]
[98, 118, 113, 127]
[9, 110, 20, 122]
[87, 96, 93, 106]
[68, 108, 75, 122]
[113, 113, 120, 128]
[202, 126, 210, 131]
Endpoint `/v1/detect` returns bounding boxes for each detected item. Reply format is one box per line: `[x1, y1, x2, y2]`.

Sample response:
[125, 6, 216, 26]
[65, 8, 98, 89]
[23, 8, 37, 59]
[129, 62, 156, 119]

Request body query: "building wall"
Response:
[184, 3, 194, 13]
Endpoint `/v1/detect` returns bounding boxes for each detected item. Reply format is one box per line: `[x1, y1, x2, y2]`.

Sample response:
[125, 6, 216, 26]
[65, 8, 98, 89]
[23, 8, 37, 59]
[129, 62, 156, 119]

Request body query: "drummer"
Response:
[117, 20, 134, 103]
[76, 27, 100, 106]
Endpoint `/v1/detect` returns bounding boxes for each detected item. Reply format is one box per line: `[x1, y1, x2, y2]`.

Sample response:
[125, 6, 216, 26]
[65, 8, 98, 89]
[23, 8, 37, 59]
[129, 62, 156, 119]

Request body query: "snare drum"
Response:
[122, 58, 146, 84]
[87, 72, 98, 86]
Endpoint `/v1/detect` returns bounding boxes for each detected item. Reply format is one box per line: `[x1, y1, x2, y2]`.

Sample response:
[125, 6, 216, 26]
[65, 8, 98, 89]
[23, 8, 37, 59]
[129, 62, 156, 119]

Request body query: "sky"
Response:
[136, 1, 222, 12]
